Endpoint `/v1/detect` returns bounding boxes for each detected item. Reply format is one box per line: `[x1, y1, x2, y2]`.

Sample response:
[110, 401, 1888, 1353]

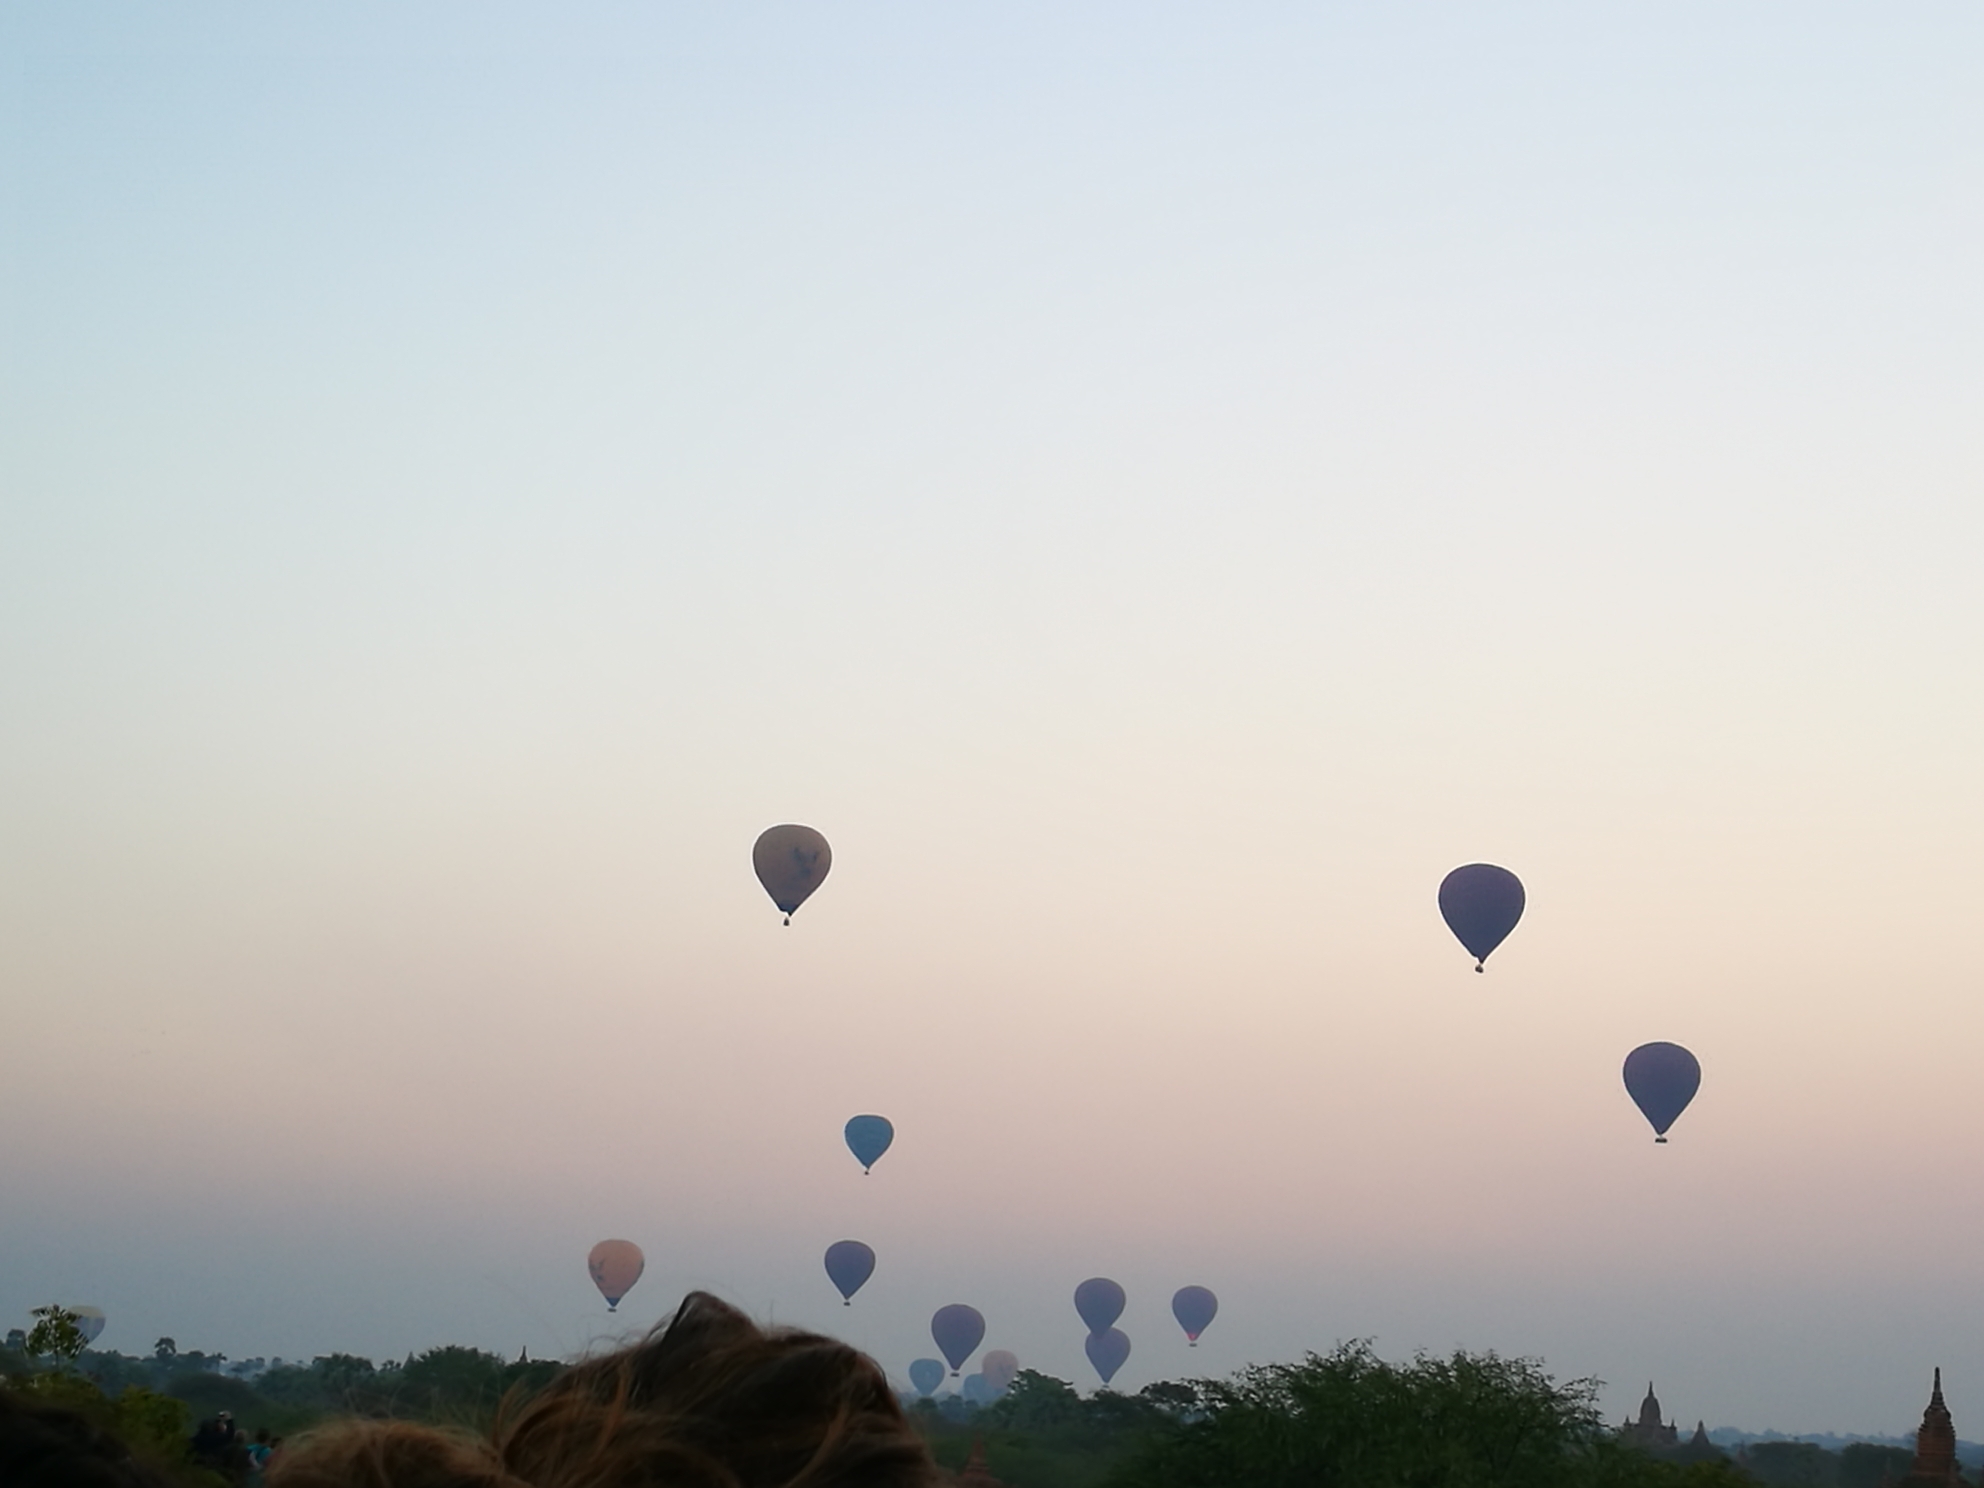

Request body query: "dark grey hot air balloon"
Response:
[754, 825, 831, 924]
[1623, 1041, 1701, 1143]
[1073, 1277, 1126, 1335]
[1085, 1327, 1131, 1386]
[931, 1304, 985, 1376]
[823, 1240, 876, 1305]
[908, 1358, 945, 1396]
[1438, 863, 1525, 971]
[1171, 1286, 1217, 1345]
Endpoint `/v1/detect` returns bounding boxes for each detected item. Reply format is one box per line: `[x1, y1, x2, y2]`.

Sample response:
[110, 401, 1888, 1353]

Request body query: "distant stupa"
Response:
[1895, 1370, 1963, 1487]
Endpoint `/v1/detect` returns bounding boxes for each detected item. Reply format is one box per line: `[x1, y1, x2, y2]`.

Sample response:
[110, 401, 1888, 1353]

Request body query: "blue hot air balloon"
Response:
[1171, 1286, 1217, 1346]
[1085, 1327, 1131, 1386]
[823, 1240, 876, 1305]
[961, 1373, 994, 1405]
[1073, 1277, 1126, 1335]
[844, 1115, 895, 1174]
[1623, 1042, 1701, 1143]
[908, 1358, 945, 1397]
[1438, 863, 1526, 971]
[931, 1304, 986, 1376]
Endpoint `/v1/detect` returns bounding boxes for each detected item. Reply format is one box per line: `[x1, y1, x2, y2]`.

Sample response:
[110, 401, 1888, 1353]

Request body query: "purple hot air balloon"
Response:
[931, 1304, 986, 1376]
[1438, 864, 1526, 971]
[823, 1240, 876, 1305]
[1074, 1277, 1126, 1334]
[1622, 1041, 1701, 1143]
[908, 1358, 945, 1397]
[1171, 1286, 1217, 1345]
[1085, 1327, 1131, 1386]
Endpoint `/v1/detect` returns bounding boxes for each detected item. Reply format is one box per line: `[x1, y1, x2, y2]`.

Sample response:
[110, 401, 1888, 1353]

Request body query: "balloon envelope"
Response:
[844, 1114, 895, 1173]
[1085, 1328, 1131, 1386]
[981, 1349, 1020, 1393]
[961, 1373, 995, 1405]
[1623, 1041, 1702, 1141]
[1438, 863, 1526, 969]
[753, 824, 832, 921]
[70, 1307, 105, 1345]
[931, 1304, 986, 1375]
[1073, 1277, 1126, 1335]
[823, 1240, 876, 1304]
[1171, 1286, 1218, 1344]
[587, 1239, 645, 1311]
[908, 1358, 946, 1397]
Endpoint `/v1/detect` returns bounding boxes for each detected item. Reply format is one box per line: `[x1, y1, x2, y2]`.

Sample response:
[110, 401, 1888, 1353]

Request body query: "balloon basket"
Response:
[1654, 1137, 1668, 1144]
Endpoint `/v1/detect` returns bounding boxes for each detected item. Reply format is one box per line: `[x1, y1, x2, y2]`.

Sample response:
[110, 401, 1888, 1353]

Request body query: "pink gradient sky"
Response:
[4, 2, 1982, 1436]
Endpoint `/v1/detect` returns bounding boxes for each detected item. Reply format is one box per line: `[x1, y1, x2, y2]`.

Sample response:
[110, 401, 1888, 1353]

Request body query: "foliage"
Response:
[1838, 1441, 1915, 1487]
[0, 1374, 219, 1487]
[1100, 1342, 1753, 1488]
[911, 1371, 1184, 1488]
[24, 1305, 88, 1367]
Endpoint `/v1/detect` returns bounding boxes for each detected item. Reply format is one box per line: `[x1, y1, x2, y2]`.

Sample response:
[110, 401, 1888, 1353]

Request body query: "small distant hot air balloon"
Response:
[823, 1240, 876, 1305]
[587, 1239, 645, 1312]
[1171, 1286, 1217, 1346]
[1073, 1278, 1126, 1335]
[908, 1358, 946, 1397]
[981, 1349, 1019, 1394]
[69, 1307, 106, 1346]
[1438, 863, 1526, 971]
[1085, 1328, 1131, 1386]
[1623, 1042, 1701, 1144]
[754, 825, 832, 924]
[961, 1372, 995, 1405]
[844, 1114, 895, 1174]
[931, 1304, 986, 1376]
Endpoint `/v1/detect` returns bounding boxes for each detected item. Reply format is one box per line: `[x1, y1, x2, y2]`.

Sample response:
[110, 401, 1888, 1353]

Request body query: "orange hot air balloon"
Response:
[588, 1239, 645, 1312]
[753, 825, 831, 924]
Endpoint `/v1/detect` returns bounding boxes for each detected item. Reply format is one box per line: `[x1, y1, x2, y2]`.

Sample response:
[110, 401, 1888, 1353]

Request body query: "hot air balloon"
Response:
[587, 1239, 645, 1312]
[931, 1304, 985, 1376]
[844, 1114, 895, 1174]
[1623, 1042, 1701, 1143]
[981, 1349, 1019, 1393]
[1073, 1278, 1126, 1335]
[908, 1358, 946, 1397]
[1171, 1286, 1217, 1345]
[961, 1373, 995, 1405]
[1085, 1328, 1131, 1386]
[1438, 863, 1525, 971]
[823, 1240, 876, 1305]
[69, 1307, 105, 1345]
[754, 825, 832, 924]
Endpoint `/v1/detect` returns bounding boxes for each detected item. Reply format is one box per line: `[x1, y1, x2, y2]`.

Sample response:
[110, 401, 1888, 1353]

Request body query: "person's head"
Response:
[269, 1292, 937, 1488]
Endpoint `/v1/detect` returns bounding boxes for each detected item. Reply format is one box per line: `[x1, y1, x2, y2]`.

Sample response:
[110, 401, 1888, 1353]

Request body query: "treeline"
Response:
[919, 1346, 1761, 1488]
[6, 1311, 1949, 1488]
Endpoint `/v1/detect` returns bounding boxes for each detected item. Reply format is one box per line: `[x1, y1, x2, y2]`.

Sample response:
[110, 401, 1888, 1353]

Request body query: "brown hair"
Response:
[269, 1293, 937, 1488]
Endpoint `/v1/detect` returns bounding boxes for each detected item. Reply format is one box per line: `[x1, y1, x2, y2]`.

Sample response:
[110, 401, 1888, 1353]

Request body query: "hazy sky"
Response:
[4, 3, 1981, 1437]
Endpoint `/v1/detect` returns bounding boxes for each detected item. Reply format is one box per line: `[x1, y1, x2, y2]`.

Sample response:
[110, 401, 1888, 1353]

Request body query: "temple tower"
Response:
[1899, 1369, 1962, 1487]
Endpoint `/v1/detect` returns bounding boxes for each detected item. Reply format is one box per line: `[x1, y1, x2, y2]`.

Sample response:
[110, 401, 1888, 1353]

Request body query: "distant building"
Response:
[1892, 1370, 1964, 1487]
[1670, 1421, 1727, 1466]
[1621, 1382, 1680, 1451]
